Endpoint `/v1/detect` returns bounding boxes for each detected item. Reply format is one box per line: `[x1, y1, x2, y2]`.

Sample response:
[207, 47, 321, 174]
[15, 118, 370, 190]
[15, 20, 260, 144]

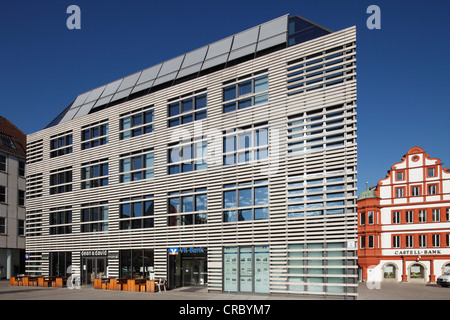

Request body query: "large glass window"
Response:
[287, 242, 348, 294]
[80, 202, 108, 233]
[168, 138, 207, 174]
[119, 195, 154, 230]
[223, 180, 269, 222]
[50, 132, 73, 158]
[222, 71, 269, 113]
[223, 123, 268, 165]
[287, 105, 348, 156]
[119, 249, 154, 279]
[81, 121, 108, 150]
[119, 106, 154, 139]
[81, 159, 108, 189]
[49, 168, 72, 195]
[119, 149, 154, 183]
[49, 206, 72, 235]
[168, 188, 207, 226]
[168, 91, 207, 128]
[223, 245, 269, 294]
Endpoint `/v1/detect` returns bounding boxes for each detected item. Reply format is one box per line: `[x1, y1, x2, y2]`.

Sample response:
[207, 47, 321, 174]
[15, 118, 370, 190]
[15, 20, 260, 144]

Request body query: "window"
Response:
[18, 161, 25, 177]
[223, 180, 269, 222]
[168, 138, 206, 174]
[49, 206, 72, 235]
[120, 106, 154, 139]
[81, 121, 108, 150]
[419, 235, 427, 247]
[0, 186, 6, 202]
[419, 210, 427, 222]
[393, 236, 401, 248]
[18, 220, 24, 236]
[223, 123, 268, 165]
[432, 234, 440, 247]
[360, 236, 366, 249]
[120, 149, 154, 183]
[427, 167, 436, 177]
[406, 211, 413, 223]
[447, 208, 450, 221]
[368, 211, 374, 224]
[395, 187, 404, 198]
[368, 235, 374, 248]
[119, 196, 154, 230]
[428, 184, 437, 195]
[50, 132, 73, 158]
[49, 168, 72, 195]
[167, 189, 207, 226]
[432, 209, 440, 222]
[80, 202, 108, 233]
[168, 91, 207, 127]
[222, 71, 269, 113]
[396, 171, 404, 181]
[0, 155, 5, 171]
[406, 235, 414, 248]
[81, 159, 109, 189]
[18, 190, 25, 206]
[0, 217, 5, 234]
[0, 137, 16, 149]
[411, 186, 420, 196]
[360, 212, 365, 225]
[286, 104, 348, 156]
[393, 211, 400, 224]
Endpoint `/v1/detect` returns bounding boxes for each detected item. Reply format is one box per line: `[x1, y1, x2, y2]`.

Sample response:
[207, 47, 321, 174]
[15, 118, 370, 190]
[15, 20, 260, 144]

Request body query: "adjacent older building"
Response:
[0, 116, 26, 279]
[358, 147, 450, 283]
[26, 14, 358, 298]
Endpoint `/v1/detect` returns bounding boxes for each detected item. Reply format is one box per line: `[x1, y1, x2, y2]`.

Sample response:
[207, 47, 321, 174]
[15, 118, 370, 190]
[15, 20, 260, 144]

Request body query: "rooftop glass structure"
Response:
[46, 15, 332, 128]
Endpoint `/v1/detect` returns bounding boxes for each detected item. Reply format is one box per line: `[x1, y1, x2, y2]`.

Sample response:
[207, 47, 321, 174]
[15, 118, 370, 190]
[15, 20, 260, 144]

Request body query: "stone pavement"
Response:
[1, 280, 449, 300]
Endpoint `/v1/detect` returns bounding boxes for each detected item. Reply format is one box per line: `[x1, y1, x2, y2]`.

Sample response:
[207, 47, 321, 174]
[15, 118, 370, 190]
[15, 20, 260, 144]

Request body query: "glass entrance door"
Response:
[82, 257, 107, 285]
[182, 258, 207, 286]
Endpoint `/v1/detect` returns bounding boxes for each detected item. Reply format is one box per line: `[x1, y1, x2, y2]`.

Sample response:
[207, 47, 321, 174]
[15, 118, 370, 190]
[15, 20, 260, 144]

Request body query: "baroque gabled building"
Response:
[358, 147, 450, 283]
[26, 14, 358, 298]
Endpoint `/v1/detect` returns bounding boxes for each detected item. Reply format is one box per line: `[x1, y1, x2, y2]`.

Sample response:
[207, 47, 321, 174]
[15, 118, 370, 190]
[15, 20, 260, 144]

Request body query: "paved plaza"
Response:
[0, 280, 448, 300]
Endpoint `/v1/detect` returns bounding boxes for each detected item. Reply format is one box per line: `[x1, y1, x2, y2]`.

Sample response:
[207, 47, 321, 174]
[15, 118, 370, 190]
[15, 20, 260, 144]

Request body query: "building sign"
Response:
[80, 250, 108, 257]
[169, 247, 205, 255]
[383, 248, 450, 256]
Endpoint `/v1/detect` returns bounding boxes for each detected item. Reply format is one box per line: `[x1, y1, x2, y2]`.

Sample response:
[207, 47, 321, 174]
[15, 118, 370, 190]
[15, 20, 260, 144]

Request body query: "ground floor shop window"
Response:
[383, 263, 397, 279]
[410, 263, 425, 279]
[287, 242, 353, 294]
[223, 245, 269, 293]
[50, 252, 72, 277]
[119, 249, 154, 279]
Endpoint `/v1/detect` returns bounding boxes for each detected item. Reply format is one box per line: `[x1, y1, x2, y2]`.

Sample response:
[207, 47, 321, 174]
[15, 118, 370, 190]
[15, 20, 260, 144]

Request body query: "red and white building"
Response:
[357, 147, 450, 283]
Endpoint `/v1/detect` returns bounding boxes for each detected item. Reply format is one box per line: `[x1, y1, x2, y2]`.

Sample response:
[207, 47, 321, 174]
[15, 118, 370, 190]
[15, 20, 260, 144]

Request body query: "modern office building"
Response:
[25, 14, 358, 298]
[358, 147, 450, 283]
[0, 116, 26, 279]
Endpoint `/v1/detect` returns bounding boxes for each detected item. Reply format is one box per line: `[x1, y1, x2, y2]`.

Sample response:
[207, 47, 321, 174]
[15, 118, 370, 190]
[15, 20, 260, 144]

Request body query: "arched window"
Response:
[383, 263, 396, 279]
[443, 262, 450, 274]
[410, 263, 425, 279]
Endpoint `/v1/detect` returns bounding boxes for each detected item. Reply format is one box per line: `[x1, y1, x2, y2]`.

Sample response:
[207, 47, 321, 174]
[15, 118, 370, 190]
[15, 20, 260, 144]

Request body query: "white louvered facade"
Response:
[26, 16, 358, 299]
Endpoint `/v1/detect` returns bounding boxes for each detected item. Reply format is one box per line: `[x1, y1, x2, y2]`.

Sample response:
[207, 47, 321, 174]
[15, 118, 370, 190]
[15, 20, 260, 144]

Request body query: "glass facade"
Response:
[223, 246, 269, 293]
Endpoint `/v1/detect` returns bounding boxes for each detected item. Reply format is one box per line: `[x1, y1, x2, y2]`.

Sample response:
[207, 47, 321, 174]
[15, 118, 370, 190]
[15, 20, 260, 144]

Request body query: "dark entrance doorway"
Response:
[82, 257, 107, 285]
[168, 247, 207, 289]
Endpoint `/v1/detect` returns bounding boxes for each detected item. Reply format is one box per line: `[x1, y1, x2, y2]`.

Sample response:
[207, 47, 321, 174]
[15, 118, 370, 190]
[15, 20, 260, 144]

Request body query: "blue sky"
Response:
[1, 0, 449, 195]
